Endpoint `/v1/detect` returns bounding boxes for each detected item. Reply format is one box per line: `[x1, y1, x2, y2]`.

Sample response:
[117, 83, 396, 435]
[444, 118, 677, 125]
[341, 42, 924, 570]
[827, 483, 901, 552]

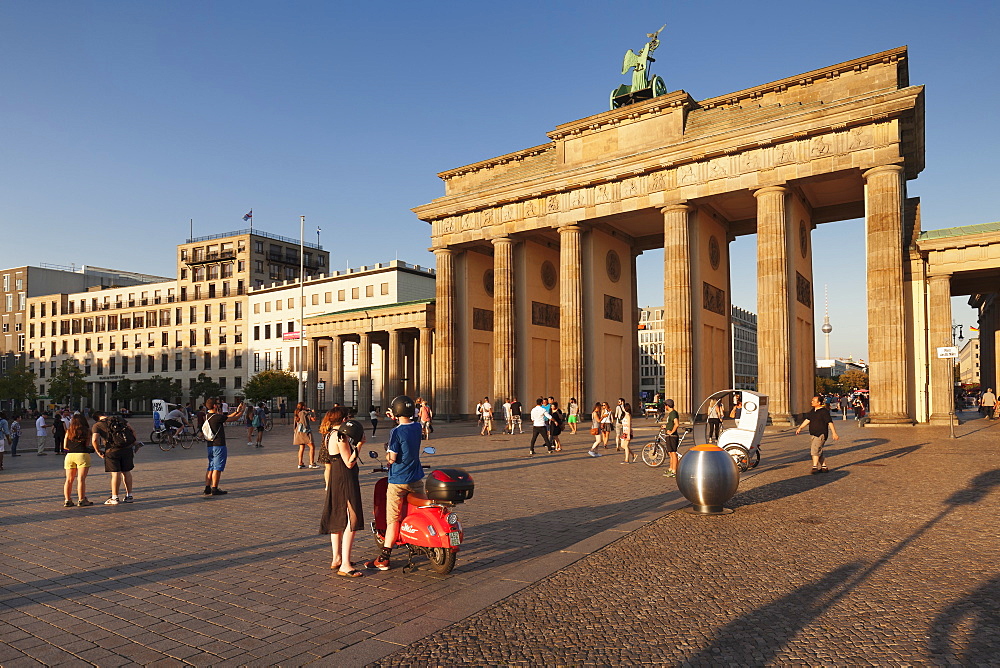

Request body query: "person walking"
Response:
[567, 398, 579, 435]
[509, 397, 523, 434]
[662, 399, 680, 478]
[707, 398, 725, 443]
[200, 398, 244, 495]
[35, 413, 49, 455]
[502, 398, 512, 434]
[588, 402, 604, 457]
[981, 388, 997, 420]
[319, 407, 365, 577]
[9, 415, 21, 457]
[480, 397, 493, 436]
[599, 402, 613, 448]
[63, 413, 94, 507]
[619, 403, 635, 463]
[91, 411, 139, 505]
[528, 398, 553, 455]
[549, 401, 565, 452]
[796, 395, 840, 474]
[613, 398, 627, 450]
[52, 412, 66, 455]
[369, 406, 379, 437]
[417, 400, 433, 440]
[0, 412, 8, 471]
[251, 402, 267, 447]
[475, 399, 484, 433]
[293, 402, 318, 469]
[244, 401, 257, 446]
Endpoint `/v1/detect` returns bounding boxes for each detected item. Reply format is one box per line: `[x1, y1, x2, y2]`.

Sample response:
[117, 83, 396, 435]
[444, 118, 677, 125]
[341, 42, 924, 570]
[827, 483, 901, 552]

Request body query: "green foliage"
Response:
[815, 375, 842, 396]
[49, 360, 87, 405]
[112, 379, 134, 402]
[133, 376, 183, 404]
[244, 369, 298, 404]
[189, 373, 223, 404]
[0, 363, 38, 405]
[840, 368, 869, 391]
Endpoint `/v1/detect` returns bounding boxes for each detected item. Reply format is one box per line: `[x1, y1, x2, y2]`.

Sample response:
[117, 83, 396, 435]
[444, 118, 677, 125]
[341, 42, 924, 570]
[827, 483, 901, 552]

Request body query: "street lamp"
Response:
[948, 324, 964, 439]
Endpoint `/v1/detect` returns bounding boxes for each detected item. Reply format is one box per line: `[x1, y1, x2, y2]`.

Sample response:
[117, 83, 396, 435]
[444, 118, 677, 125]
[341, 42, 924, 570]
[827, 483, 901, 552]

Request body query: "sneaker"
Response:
[528, 450, 535, 456]
[308, 464, 320, 469]
[77, 499, 93, 507]
[664, 470, 676, 478]
[203, 485, 212, 495]
[247, 441, 253, 446]
[64, 500, 74, 508]
[104, 497, 120, 505]
[298, 464, 307, 469]
[37, 452, 47, 456]
[587, 450, 598, 457]
[123, 495, 134, 503]
[364, 556, 391, 571]
[210, 488, 228, 495]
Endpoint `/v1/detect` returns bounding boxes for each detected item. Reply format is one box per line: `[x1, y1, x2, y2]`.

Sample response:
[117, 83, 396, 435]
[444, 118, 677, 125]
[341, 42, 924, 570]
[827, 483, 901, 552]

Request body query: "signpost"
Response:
[937, 346, 959, 439]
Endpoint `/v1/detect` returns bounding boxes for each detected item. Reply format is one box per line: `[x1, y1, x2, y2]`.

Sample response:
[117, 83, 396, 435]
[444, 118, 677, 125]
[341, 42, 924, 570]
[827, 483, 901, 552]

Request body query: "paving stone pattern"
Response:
[379, 414, 1000, 666]
[0, 416, 688, 666]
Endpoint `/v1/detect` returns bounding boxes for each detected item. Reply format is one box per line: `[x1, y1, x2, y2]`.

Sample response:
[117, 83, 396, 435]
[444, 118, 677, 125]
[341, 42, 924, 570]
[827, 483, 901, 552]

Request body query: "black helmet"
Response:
[337, 419, 365, 445]
[390, 395, 415, 418]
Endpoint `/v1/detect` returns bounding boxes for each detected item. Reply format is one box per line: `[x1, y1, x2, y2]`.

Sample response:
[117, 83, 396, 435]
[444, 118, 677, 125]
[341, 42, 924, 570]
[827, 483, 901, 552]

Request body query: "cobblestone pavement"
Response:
[379, 413, 1000, 666]
[0, 415, 687, 666]
[2, 413, 996, 666]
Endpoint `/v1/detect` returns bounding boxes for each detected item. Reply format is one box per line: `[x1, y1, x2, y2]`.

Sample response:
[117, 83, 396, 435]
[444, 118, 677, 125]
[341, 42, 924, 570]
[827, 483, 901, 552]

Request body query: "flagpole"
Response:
[298, 215, 306, 405]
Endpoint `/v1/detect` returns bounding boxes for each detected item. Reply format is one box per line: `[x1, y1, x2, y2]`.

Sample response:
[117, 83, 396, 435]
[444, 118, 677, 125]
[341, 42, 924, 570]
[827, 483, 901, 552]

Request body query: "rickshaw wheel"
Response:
[723, 444, 750, 472]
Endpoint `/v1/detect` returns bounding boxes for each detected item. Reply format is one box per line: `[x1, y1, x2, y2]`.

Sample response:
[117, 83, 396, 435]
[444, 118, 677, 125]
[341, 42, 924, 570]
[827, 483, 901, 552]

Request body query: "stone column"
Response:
[330, 335, 344, 405]
[387, 328, 402, 401]
[434, 248, 456, 418]
[754, 186, 793, 426]
[631, 249, 641, 408]
[492, 236, 516, 404]
[927, 273, 953, 425]
[662, 204, 693, 421]
[419, 326, 433, 402]
[559, 225, 584, 407]
[358, 331, 372, 412]
[307, 337, 320, 409]
[864, 165, 911, 423]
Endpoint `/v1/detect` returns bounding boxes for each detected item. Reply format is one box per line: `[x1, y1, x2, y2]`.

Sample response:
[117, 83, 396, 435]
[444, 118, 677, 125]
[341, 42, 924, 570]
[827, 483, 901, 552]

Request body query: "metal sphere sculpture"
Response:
[676, 444, 740, 514]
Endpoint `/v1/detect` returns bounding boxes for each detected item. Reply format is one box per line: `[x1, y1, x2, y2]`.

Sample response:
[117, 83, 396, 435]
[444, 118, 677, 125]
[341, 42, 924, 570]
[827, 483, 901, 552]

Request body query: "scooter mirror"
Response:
[422, 446, 436, 455]
[368, 450, 380, 459]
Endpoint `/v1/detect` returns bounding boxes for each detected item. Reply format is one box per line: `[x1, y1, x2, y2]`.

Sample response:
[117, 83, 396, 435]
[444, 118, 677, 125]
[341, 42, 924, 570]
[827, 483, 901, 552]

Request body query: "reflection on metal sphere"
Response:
[676, 444, 740, 514]
[821, 323, 833, 334]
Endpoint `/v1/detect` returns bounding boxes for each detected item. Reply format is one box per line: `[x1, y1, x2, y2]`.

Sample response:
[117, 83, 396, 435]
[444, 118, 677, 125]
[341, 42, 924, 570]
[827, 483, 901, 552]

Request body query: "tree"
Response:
[49, 360, 87, 406]
[815, 375, 842, 396]
[133, 376, 183, 406]
[840, 368, 869, 391]
[0, 363, 38, 408]
[189, 373, 223, 404]
[244, 369, 298, 404]
[112, 379, 135, 403]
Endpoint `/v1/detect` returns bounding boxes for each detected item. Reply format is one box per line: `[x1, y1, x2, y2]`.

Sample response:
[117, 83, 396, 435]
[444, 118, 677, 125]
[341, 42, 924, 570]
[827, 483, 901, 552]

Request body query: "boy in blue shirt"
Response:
[365, 395, 424, 571]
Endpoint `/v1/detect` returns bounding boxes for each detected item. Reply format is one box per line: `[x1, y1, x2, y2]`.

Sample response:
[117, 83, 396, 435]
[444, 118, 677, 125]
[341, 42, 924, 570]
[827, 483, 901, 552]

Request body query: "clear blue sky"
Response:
[3, 0, 997, 359]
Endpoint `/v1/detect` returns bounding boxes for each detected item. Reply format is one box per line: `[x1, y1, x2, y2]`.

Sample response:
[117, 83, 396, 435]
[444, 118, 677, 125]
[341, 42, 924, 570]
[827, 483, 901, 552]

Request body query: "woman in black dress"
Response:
[319, 407, 365, 577]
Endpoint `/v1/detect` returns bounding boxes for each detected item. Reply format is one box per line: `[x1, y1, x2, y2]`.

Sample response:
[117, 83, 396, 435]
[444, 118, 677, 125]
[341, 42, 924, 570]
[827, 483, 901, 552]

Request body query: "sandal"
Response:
[336, 569, 364, 578]
[810, 467, 821, 475]
[330, 561, 342, 571]
[820, 466, 829, 472]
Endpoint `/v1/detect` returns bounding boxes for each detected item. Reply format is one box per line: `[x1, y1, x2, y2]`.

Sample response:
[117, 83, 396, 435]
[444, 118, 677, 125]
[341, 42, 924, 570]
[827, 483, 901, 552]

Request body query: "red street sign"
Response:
[282, 332, 300, 341]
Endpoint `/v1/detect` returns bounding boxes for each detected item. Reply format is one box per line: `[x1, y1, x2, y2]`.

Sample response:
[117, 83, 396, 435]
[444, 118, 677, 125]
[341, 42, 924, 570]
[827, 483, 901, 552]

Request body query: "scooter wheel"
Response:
[426, 547, 457, 574]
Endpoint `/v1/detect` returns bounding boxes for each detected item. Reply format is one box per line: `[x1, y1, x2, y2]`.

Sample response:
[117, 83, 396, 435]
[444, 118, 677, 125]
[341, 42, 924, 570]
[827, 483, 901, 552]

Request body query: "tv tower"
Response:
[821, 285, 833, 359]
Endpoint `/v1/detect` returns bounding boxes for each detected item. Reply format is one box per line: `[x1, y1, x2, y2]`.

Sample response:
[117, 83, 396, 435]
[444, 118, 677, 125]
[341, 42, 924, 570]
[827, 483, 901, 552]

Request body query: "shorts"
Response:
[104, 447, 135, 473]
[810, 434, 827, 459]
[386, 479, 426, 526]
[64, 453, 92, 470]
[600, 422, 612, 433]
[255, 424, 264, 432]
[567, 415, 577, 424]
[665, 434, 680, 453]
[164, 419, 182, 429]
[207, 445, 227, 471]
[615, 423, 625, 437]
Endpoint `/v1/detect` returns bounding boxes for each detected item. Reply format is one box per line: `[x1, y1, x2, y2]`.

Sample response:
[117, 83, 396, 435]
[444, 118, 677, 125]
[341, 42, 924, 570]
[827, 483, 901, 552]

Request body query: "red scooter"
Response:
[368, 451, 474, 574]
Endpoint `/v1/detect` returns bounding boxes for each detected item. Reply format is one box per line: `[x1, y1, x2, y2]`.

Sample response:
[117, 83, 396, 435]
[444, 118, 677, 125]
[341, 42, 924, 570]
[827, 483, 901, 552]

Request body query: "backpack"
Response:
[251, 409, 263, 429]
[106, 415, 136, 449]
[202, 415, 220, 441]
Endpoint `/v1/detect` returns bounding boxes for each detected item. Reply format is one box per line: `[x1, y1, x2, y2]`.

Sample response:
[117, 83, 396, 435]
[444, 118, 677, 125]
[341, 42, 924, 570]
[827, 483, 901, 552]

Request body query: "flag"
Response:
[970, 326, 979, 332]
[243, 210, 252, 221]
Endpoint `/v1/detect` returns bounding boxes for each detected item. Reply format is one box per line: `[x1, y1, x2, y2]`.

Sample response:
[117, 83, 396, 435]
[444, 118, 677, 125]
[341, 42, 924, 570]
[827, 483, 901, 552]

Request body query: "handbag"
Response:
[589, 426, 600, 436]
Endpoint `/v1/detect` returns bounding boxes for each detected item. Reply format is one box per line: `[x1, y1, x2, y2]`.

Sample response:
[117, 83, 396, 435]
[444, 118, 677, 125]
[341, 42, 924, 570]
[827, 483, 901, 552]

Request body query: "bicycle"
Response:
[641, 426, 693, 467]
[263, 415, 273, 432]
[155, 424, 201, 451]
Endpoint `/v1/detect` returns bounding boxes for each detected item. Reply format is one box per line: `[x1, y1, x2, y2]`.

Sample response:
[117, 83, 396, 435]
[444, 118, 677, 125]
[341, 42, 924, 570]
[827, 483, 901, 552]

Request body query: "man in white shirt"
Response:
[480, 397, 493, 435]
[35, 414, 48, 455]
[502, 399, 512, 434]
[528, 398, 553, 455]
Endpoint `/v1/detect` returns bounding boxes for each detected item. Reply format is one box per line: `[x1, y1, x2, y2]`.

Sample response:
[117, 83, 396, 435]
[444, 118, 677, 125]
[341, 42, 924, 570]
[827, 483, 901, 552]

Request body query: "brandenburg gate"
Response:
[414, 44, 924, 426]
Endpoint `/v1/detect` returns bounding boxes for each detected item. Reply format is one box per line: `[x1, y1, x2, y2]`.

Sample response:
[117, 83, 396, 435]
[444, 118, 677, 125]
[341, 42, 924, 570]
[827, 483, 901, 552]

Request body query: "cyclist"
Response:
[163, 405, 189, 443]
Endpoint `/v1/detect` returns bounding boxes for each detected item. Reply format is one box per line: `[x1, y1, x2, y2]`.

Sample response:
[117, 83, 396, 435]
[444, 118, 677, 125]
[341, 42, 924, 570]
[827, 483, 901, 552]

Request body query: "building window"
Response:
[366, 285, 374, 297]
[254, 352, 260, 372]
[204, 352, 212, 369]
[219, 303, 227, 321]
[325, 292, 332, 303]
[190, 352, 197, 370]
[264, 324, 271, 339]
[234, 350, 243, 368]
[219, 350, 227, 369]
[312, 294, 319, 305]
[234, 376, 242, 388]
[175, 353, 182, 371]
[276, 323, 283, 338]
[338, 290, 345, 301]
[253, 326, 260, 341]
[275, 351, 282, 370]
[381, 283, 389, 295]
[352, 287, 359, 299]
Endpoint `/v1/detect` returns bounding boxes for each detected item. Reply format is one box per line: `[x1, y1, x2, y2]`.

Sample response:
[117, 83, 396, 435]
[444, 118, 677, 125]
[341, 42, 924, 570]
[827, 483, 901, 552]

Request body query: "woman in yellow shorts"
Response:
[63, 414, 94, 507]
